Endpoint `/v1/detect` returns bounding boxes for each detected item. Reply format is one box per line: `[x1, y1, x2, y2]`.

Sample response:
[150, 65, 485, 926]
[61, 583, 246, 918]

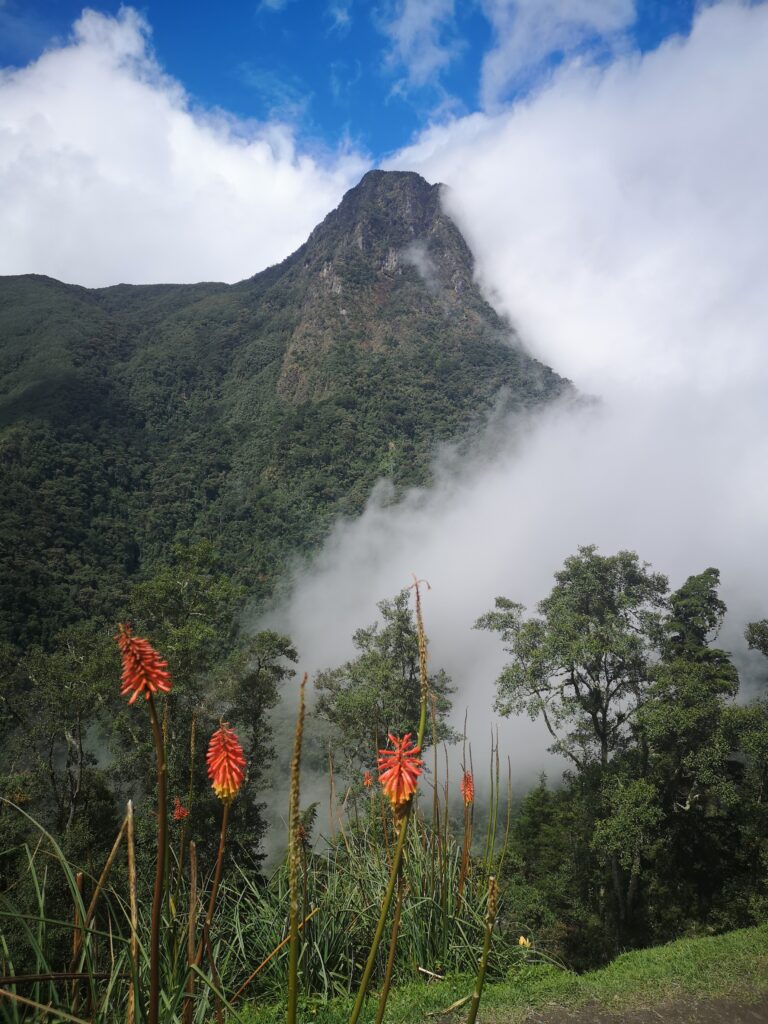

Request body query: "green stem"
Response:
[347, 578, 429, 1024]
[197, 800, 230, 967]
[347, 813, 410, 1024]
[374, 878, 405, 1024]
[287, 674, 307, 1024]
[466, 876, 498, 1024]
[147, 696, 167, 1024]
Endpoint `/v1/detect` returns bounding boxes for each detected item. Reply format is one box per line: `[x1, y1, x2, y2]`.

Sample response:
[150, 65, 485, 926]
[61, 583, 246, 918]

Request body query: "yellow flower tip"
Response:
[206, 722, 246, 803]
[518, 936, 531, 948]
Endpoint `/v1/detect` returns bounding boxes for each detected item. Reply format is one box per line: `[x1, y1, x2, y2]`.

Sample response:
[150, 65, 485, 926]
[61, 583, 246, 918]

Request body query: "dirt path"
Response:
[516, 994, 768, 1023]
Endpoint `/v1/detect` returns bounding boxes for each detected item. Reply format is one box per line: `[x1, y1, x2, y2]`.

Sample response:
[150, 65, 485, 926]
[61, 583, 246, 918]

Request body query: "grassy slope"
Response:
[240, 925, 768, 1023]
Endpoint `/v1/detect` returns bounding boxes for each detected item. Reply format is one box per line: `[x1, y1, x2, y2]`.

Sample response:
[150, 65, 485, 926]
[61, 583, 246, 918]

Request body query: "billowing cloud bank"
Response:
[1, 2, 766, 783]
[268, 2, 768, 778]
[0, 8, 365, 286]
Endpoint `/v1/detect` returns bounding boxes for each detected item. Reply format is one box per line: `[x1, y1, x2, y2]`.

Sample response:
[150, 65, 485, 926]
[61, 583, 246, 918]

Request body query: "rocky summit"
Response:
[0, 170, 568, 647]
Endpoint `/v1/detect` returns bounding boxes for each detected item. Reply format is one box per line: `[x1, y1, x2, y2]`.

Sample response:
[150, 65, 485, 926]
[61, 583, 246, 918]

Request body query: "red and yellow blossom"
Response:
[363, 770, 373, 788]
[460, 770, 475, 806]
[116, 624, 172, 705]
[377, 733, 423, 808]
[172, 796, 190, 821]
[207, 723, 246, 802]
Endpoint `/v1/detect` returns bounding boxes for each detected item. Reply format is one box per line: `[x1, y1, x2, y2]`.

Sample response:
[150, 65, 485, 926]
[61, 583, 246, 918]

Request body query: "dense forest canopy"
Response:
[1, 173, 766, 1004]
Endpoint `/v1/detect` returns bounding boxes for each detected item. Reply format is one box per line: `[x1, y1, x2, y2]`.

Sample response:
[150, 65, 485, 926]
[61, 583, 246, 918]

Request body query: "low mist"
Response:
[259, 2, 768, 818]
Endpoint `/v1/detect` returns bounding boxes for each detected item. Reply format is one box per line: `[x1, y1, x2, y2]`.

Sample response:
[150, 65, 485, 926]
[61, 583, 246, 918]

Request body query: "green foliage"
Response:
[483, 550, 768, 960]
[476, 545, 669, 769]
[0, 175, 567, 652]
[746, 618, 768, 659]
[315, 590, 454, 774]
[239, 924, 768, 1024]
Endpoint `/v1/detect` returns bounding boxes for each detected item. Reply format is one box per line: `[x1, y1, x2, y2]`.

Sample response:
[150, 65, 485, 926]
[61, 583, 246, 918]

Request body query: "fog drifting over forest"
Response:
[2, 2, 766, 789]
[265, 2, 768, 782]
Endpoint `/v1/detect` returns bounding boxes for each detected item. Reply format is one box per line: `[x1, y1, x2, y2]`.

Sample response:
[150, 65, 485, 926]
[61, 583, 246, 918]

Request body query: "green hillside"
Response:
[241, 924, 768, 1024]
[0, 170, 568, 648]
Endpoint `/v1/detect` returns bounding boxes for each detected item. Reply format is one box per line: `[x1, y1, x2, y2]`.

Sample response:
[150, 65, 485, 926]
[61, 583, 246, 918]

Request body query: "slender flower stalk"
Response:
[146, 696, 167, 1024]
[126, 800, 139, 1024]
[116, 626, 171, 1024]
[185, 723, 245, 1024]
[374, 877, 405, 1024]
[458, 769, 474, 907]
[347, 576, 430, 1024]
[466, 876, 499, 1024]
[173, 714, 197, 915]
[288, 674, 308, 1024]
[182, 842, 197, 1024]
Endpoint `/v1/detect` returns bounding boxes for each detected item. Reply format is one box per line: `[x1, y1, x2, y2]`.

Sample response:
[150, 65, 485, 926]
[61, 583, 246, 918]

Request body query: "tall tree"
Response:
[476, 546, 668, 770]
[745, 618, 768, 660]
[315, 590, 454, 774]
[640, 568, 739, 812]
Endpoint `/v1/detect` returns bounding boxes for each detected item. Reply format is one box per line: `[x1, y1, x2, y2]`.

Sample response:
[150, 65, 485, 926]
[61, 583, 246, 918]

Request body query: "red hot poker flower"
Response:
[377, 733, 423, 808]
[363, 770, 373, 788]
[116, 624, 172, 705]
[460, 771, 475, 806]
[173, 797, 190, 821]
[207, 723, 246, 803]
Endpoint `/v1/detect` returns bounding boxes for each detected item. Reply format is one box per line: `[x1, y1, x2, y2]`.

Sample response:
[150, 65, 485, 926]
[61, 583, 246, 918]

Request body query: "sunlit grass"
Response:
[238, 923, 768, 1024]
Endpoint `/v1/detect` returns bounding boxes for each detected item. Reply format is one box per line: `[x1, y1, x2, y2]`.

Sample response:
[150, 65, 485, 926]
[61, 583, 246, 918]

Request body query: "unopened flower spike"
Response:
[377, 732, 423, 808]
[363, 770, 373, 788]
[207, 722, 246, 802]
[116, 623, 172, 705]
[460, 770, 475, 806]
[173, 796, 189, 821]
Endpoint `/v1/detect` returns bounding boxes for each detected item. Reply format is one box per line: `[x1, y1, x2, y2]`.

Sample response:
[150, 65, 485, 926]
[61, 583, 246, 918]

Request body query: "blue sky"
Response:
[0, 1, 766, 737]
[0, 0, 697, 160]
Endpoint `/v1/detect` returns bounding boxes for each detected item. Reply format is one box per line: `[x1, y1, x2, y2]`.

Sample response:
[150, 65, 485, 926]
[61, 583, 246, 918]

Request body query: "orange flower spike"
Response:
[116, 624, 172, 705]
[363, 770, 373, 788]
[377, 733, 423, 808]
[460, 770, 475, 806]
[207, 723, 246, 803]
[172, 797, 189, 821]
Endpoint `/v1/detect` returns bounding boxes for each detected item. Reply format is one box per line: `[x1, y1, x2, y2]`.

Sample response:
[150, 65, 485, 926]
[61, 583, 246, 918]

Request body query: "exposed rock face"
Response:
[272, 170, 519, 402]
[0, 170, 570, 646]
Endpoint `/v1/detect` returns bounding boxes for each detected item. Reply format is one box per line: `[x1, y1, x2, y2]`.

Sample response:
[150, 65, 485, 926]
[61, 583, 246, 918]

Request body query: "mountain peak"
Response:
[303, 169, 450, 259]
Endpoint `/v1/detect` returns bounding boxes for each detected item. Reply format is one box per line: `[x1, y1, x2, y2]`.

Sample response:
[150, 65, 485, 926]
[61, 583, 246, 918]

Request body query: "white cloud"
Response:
[269, 1, 768, 781]
[327, 0, 353, 34]
[379, 0, 460, 89]
[0, 7, 367, 286]
[1, 1, 766, 785]
[479, 0, 636, 107]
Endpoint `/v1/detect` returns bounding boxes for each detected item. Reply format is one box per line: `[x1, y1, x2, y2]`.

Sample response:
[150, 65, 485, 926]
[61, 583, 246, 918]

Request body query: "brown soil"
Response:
[516, 994, 768, 1023]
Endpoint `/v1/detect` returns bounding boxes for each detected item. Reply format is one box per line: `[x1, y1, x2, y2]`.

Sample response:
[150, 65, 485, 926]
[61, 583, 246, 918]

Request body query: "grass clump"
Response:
[238, 924, 768, 1024]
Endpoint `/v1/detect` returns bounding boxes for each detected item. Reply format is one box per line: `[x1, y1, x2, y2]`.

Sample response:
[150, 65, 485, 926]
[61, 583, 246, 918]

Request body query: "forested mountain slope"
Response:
[0, 170, 568, 647]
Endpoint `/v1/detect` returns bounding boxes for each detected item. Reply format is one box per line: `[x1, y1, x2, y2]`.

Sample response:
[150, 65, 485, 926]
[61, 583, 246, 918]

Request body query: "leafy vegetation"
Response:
[315, 589, 455, 774]
[0, 171, 567, 651]
[479, 547, 768, 967]
[240, 924, 768, 1023]
[1, 171, 766, 1021]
